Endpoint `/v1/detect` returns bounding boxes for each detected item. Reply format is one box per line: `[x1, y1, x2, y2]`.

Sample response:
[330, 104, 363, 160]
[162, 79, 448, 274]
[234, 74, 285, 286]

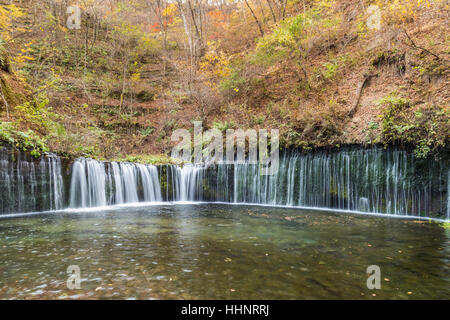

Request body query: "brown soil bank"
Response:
[0, 1, 448, 160]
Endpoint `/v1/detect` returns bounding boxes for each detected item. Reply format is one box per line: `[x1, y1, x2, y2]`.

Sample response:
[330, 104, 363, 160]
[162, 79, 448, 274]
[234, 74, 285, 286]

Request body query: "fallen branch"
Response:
[348, 73, 373, 117]
[402, 30, 443, 61]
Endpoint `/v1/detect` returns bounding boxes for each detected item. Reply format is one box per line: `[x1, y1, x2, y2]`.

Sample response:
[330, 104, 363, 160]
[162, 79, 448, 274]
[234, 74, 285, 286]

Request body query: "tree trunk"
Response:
[244, 0, 264, 37]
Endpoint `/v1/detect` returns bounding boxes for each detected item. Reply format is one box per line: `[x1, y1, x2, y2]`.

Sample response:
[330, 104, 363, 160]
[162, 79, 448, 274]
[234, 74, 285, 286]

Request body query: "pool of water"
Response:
[0, 203, 448, 299]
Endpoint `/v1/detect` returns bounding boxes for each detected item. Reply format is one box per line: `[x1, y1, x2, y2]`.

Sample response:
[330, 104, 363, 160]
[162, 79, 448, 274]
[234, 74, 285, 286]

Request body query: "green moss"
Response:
[219, 66, 246, 93]
[112, 154, 181, 165]
[378, 92, 448, 158]
[320, 55, 349, 81]
[0, 122, 49, 157]
[213, 120, 235, 132]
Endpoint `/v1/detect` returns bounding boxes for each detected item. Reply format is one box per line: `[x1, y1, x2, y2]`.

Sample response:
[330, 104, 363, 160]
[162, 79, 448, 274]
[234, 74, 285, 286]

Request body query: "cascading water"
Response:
[0, 146, 448, 219]
[69, 158, 161, 208]
[40, 154, 64, 210]
[0, 146, 63, 214]
[69, 159, 107, 208]
[179, 165, 204, 201]
[162, 148, 449, 219]
[447, 170, 450, 219]
[137, 164, 162, 202]
[159, 164, 205, 202]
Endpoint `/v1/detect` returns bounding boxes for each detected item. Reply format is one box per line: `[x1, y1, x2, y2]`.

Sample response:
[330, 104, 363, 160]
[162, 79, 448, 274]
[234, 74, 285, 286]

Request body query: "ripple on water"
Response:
[0, 204, 448, 300]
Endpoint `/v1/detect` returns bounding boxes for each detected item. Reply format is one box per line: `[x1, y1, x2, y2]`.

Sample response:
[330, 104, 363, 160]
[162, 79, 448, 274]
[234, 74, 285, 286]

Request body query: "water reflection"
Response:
[0, 204, 448, 299]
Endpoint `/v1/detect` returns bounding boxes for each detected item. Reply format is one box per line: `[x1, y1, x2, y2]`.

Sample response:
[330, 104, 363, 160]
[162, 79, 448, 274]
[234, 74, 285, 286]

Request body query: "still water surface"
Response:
[0, 203, 448, 299]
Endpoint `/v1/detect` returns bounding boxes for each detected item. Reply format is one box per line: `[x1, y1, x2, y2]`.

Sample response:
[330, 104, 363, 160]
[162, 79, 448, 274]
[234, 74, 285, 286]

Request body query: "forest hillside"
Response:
[0, 0, 448, 162]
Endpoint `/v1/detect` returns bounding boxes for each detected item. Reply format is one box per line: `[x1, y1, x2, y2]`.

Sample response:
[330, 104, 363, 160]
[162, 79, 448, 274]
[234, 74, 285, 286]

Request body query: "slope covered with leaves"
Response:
[0, 0, 448, 160]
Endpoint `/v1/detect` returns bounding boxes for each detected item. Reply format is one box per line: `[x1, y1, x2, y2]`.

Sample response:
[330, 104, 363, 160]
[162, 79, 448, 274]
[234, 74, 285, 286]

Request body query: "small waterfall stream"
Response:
[0, 146, 448, 220]
[0, 146, 63, 213]
[69, 158, 162, 207]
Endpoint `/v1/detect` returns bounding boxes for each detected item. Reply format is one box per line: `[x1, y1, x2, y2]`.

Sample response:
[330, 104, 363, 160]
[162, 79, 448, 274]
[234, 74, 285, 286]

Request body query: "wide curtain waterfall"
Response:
[0, 146, 448, 220]
[160, 149, 449, 219]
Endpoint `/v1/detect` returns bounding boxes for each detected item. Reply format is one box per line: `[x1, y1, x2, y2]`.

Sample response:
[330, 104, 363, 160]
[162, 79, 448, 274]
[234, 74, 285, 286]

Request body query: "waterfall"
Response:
[69, 158, 107, 208]
[120, 163, 139, 203]
[179, 165, 204, 201]
[41, 155, 64, 210]
[0, 146, 448, 220]
[110, 162, 124, 204]
[161, 149, 448, 219]
[69, 158, 162, 208]
[0, 146, 63, 213]
[447, 170, 450, 220]
[137, 164, 162, 202]
[160, 164, 204, 201]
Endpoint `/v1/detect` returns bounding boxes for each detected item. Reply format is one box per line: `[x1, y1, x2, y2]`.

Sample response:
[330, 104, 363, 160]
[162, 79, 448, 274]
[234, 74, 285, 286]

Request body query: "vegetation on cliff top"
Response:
[0, 0, 448, 160]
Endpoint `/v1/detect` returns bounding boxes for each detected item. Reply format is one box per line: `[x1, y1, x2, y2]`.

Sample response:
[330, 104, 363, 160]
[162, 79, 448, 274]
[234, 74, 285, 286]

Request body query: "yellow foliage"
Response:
[12, 40, 35, 67]
[312, 0, 335, 10]
[162, 3, 177, 17]
[199, 41, 231, 80]
[0, 4, 24, 41]
[376, 0, 435, 24]
[131, 72, 141, 82]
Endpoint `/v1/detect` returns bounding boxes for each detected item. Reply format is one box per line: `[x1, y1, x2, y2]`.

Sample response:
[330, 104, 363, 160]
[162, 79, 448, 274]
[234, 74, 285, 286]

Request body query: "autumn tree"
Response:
[147, 0, 176, 76]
